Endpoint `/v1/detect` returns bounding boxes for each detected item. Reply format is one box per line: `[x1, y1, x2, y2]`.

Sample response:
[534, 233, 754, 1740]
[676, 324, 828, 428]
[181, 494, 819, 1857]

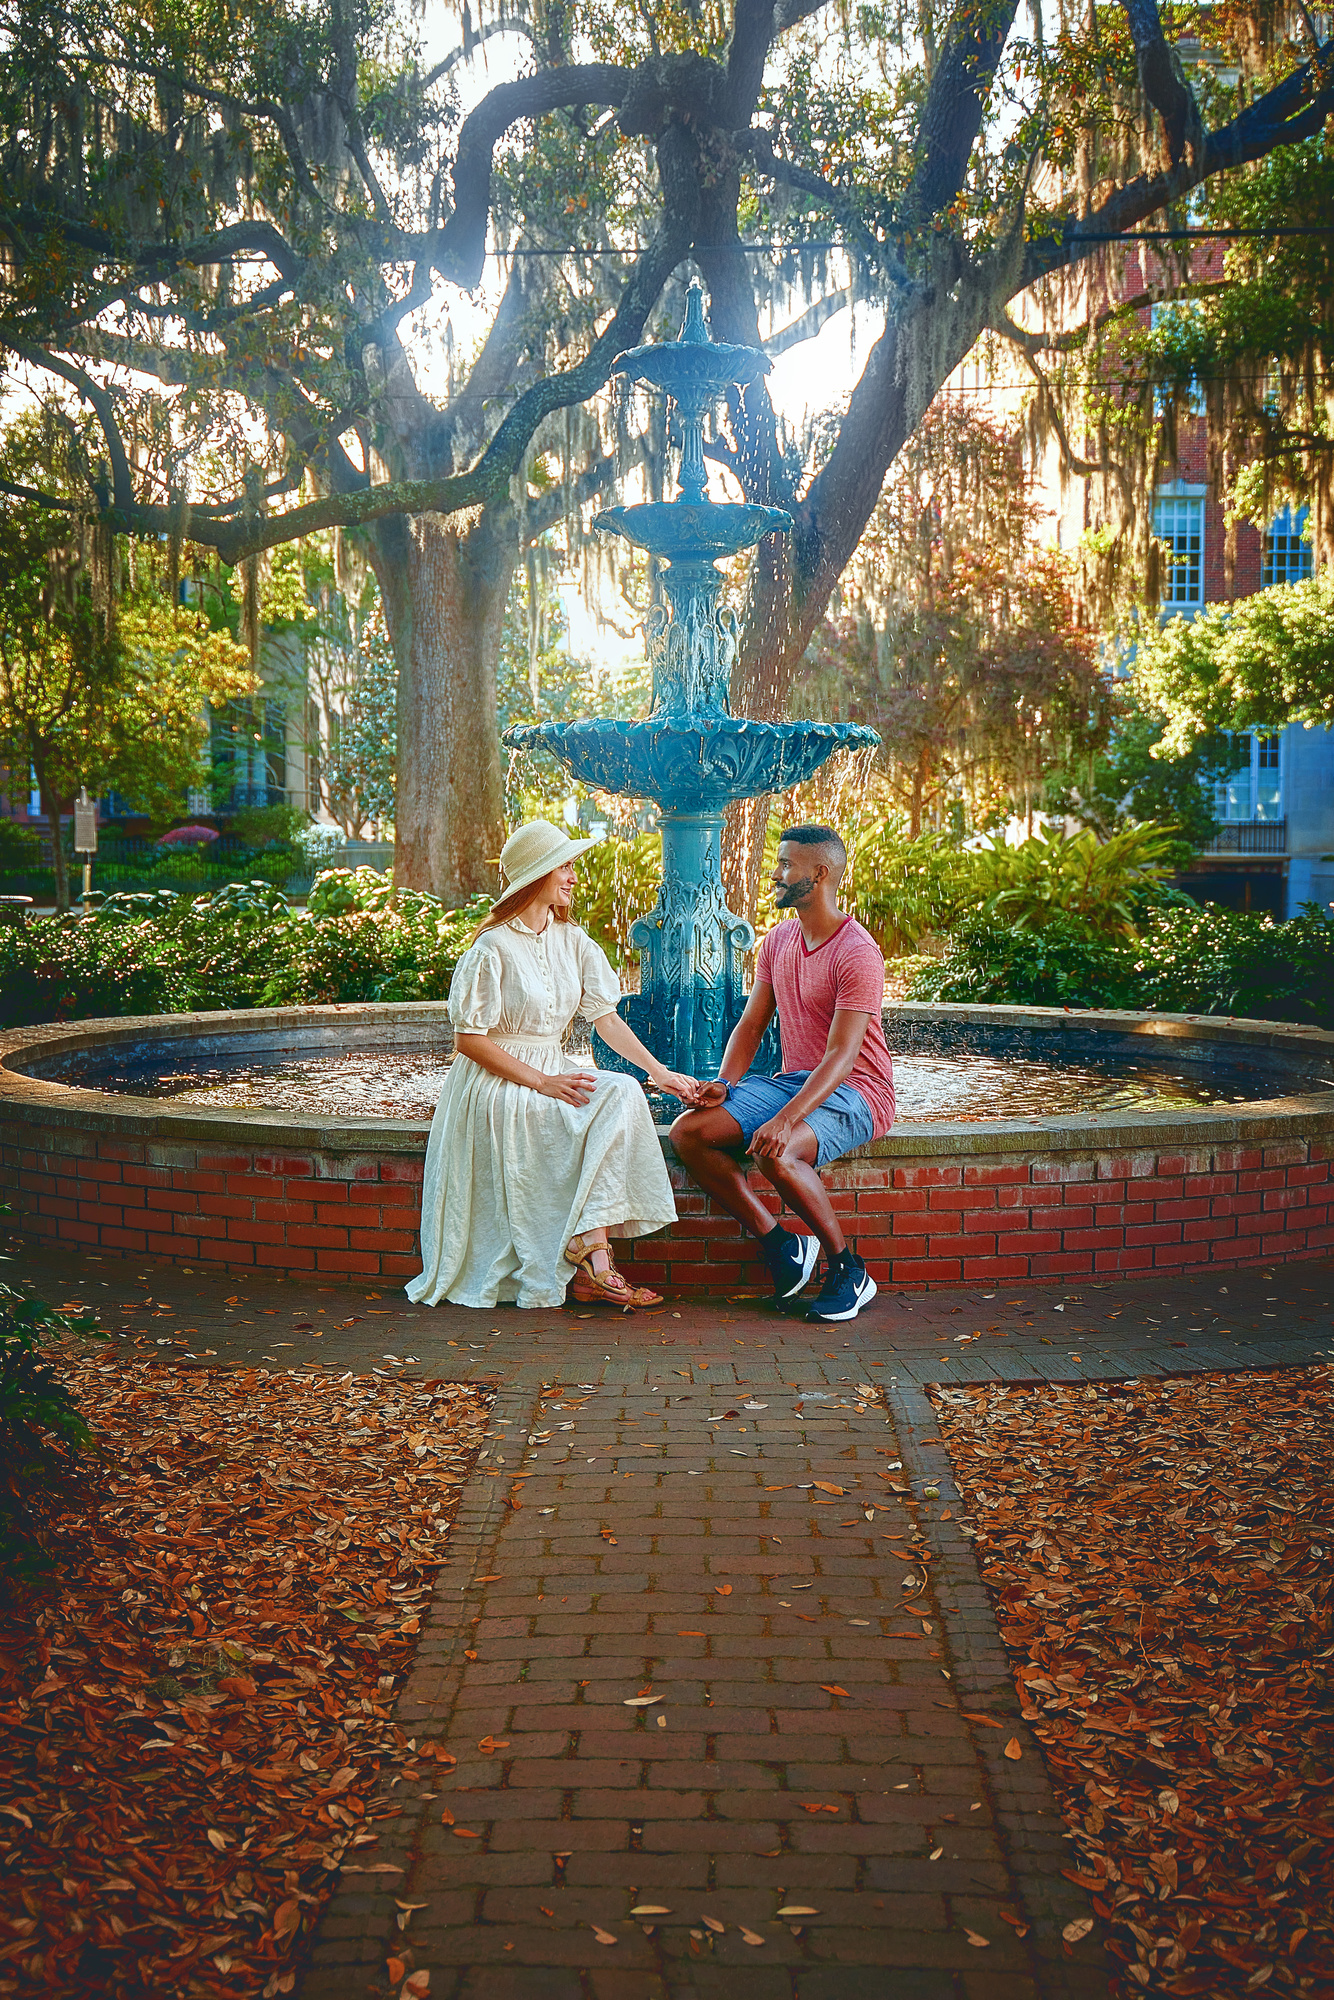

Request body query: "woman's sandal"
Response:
[565, 1234, 662, 1309]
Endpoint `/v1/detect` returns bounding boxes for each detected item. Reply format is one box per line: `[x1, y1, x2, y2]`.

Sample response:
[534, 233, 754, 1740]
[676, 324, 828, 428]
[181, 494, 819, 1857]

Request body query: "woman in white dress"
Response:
[407, 819, 698, 1312]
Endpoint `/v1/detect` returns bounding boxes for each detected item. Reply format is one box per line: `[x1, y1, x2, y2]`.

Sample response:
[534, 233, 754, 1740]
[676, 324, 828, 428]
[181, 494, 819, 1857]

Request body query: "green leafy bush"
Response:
[1, 1280, 107, 1580]
[908, 901, 1334, 1026]
[1129, 902, 1334, 1028]
[967, 822, 1179, 939]
[907, 913, 1135, 1008]
[843, 823, 974, 955]
[0, 870, 499, 1025]
[0, 816, 51, 896]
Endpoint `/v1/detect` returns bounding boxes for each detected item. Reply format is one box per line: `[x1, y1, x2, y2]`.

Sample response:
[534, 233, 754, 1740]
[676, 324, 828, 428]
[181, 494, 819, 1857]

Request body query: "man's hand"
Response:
[750, 1111, 797, 1159]
[693, 1079, 731, 1109]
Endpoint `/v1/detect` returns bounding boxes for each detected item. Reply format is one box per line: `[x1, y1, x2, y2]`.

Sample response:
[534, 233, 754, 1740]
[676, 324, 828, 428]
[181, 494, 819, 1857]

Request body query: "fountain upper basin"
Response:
[504, 714, 880, 809]
[593, 500, 793, 560]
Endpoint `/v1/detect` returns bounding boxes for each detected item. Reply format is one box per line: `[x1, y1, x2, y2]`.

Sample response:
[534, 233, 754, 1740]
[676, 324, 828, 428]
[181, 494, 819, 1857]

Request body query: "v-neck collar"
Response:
[797, 913, 854, 957]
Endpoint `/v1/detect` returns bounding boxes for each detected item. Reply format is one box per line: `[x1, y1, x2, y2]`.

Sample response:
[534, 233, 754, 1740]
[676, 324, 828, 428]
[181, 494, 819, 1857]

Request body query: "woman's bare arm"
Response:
[590, 1010, 700, 1102]
[453, 1033, 595, 1106]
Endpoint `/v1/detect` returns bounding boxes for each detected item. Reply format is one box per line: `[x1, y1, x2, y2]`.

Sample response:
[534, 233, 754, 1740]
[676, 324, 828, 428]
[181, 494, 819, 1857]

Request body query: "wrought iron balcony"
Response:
[1202, 818, 1287, 855]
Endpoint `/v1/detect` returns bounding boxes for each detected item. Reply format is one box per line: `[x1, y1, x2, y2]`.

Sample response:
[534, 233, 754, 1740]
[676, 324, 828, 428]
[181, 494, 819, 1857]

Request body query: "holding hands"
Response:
[692, 1079, 731, 1110]
[540, 1067, 703, 1108]
[650, 1067, 704, 1105]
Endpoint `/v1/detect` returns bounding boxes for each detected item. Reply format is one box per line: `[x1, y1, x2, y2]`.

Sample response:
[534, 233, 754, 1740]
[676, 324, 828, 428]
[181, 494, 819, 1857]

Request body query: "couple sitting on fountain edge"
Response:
[406, 819, 893, 1324]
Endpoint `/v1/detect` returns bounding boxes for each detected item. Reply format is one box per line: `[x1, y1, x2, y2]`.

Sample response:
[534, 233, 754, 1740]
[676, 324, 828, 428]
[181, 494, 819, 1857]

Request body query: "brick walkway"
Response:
[20, 1242, 1334, 1998]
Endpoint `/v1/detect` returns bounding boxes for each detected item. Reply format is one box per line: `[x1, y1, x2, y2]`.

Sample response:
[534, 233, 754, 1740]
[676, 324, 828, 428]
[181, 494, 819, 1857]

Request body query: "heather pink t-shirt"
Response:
[754, 914, 896, 1136]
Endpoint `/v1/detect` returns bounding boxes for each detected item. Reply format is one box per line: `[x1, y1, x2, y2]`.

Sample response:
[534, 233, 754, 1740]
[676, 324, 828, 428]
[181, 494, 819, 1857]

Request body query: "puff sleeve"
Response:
[447, 940, 503, 1034]
[575, 927, 622, 1023]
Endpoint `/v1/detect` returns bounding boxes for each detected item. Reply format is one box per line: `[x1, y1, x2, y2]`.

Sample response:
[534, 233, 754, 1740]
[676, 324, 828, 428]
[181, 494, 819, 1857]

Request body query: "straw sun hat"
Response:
[493, 819, 602, 908]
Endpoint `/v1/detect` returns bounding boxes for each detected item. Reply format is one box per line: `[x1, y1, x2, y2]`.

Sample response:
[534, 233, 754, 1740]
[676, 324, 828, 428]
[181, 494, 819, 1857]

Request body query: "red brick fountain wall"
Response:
[9, 1119, 1332, 1292]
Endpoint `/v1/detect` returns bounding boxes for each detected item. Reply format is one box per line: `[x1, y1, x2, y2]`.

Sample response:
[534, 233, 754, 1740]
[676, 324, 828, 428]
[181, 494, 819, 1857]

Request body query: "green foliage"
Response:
[801, 407, 1108, 837]
[321, 611, 398, 835]
[226, 803, 308, 850]
[0, 1283, 103, 1451]
[0, 817, 44, 879]
[1131, 577, 1334, 754]
[92, 842, 299, 895]
[306, 866, 401, 918]
[191, 880, 292, 922]
[908, 901, 1334, 1027]
[907, 914, 1134, 1009]
[967, 822, 1181, 940]
[1043, 688, 1242, 860]
[835, 816, 1181, 955]
[842, 822, 975, 956]
[1128, 902, 1334, 1029]
[0, 488, 254, 906]
[569, 833, 660, 962]
[0, 827, 669, 1030]
[1, 1280, 107, 1580]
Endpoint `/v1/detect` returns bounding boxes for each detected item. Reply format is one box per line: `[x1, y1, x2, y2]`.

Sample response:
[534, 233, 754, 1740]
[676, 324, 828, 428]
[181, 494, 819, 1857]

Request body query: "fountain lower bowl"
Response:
[504, 715, 880, 810]
[4, 1003, 1333, 1294]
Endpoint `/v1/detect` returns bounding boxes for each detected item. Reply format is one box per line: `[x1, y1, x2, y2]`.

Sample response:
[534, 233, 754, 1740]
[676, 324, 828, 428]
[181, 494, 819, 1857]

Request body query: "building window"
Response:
[1262, 504, 1312, 589]
[1154, 493, 1204, 607]
[211, 697, 288, 809]
[1214, 732, 1282, 822]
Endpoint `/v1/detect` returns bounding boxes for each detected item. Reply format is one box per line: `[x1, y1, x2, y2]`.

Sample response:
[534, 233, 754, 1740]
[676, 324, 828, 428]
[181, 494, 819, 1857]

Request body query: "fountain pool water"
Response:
[35, 1030, 1334, 1123]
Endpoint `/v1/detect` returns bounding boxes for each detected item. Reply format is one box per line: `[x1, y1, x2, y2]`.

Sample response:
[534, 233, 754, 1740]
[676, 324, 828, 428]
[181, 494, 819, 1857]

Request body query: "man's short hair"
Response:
[779, 823, 847, 871]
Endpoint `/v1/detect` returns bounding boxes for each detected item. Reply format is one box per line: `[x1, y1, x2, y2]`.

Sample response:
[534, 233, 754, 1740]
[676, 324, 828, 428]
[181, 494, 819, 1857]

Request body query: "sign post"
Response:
[73, 789, 97, 904]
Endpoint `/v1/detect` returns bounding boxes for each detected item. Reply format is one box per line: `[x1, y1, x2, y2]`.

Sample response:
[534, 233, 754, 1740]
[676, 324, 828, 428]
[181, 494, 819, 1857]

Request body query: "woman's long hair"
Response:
[468, 870, 571, 945]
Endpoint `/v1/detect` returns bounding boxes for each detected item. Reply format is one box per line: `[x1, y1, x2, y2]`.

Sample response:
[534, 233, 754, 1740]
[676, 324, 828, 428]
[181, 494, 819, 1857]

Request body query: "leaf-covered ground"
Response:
[932, 1366, 1334, 1997]
[0, 1354, 490, 1998]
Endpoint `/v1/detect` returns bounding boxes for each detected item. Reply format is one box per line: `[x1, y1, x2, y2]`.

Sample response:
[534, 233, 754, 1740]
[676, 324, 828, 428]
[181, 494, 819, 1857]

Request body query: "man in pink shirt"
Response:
[671, 825, 894, 1322]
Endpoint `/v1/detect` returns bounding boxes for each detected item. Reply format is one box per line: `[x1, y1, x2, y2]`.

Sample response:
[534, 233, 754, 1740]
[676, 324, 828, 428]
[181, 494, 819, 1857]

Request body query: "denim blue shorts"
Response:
[724, 1071, 876, 1168]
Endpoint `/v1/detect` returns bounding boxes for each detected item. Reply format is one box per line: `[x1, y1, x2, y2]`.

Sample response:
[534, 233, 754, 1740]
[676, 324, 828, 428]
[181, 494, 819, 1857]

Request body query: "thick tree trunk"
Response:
[372, 512, 510, 905]
[45, 798, 72, 913]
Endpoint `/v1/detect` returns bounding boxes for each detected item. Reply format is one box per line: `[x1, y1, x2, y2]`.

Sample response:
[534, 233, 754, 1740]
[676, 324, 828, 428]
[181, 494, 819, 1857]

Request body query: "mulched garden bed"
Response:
[0, 1352, 490, 1999]
[932, 1365, 1334, 1997]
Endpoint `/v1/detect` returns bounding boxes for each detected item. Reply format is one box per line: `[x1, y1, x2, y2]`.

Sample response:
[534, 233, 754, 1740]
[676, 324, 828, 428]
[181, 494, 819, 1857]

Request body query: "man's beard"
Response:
[773, 876, 815, 906]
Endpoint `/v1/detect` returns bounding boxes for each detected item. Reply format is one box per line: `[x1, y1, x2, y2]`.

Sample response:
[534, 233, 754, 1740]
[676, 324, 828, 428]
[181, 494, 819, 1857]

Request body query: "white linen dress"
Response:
[406, 915, 678, 1309]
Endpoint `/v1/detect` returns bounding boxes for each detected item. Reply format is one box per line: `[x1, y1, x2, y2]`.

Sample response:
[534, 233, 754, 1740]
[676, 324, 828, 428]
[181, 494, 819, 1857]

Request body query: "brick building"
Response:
[1043, 250, 1334, 918]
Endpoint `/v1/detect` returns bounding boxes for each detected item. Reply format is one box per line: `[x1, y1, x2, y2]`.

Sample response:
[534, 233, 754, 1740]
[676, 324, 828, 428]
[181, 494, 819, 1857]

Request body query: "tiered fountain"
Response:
[505, 283, 879, 1081]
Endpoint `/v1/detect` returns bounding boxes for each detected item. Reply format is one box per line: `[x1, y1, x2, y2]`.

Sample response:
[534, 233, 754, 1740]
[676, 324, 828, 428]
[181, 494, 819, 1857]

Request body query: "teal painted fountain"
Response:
[504, 282, 879, 1081]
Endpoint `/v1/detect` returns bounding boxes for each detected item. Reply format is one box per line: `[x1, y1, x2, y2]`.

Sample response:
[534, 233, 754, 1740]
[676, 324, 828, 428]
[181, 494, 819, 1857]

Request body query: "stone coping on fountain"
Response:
[4, 1003, 1333, 1290]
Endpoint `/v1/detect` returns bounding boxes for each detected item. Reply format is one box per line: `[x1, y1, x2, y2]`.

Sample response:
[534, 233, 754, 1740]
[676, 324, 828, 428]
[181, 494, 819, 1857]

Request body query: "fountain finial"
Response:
[680, 280, 710, 345]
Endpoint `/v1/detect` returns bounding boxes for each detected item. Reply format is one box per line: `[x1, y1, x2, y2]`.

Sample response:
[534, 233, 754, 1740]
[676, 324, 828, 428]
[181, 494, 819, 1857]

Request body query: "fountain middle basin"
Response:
[5, 1003, 1332, 1292]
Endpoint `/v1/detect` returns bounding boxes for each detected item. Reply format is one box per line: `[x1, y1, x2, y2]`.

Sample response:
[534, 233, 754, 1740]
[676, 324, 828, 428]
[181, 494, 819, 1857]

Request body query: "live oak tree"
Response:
[4, 0, 1333, 905]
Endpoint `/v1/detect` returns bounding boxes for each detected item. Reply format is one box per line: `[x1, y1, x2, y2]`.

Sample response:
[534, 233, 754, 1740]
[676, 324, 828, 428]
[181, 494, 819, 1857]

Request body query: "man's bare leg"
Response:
[669, 1106, 777, 1238]
[670, 1110, 845, 1262]
[752, 1125, 846, 1260]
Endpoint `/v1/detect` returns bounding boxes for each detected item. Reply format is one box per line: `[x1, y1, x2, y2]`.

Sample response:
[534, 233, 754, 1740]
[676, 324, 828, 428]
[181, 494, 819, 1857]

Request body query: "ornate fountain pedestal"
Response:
[620, 810, 754, 1080]
[505, 283, 878, 1083]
